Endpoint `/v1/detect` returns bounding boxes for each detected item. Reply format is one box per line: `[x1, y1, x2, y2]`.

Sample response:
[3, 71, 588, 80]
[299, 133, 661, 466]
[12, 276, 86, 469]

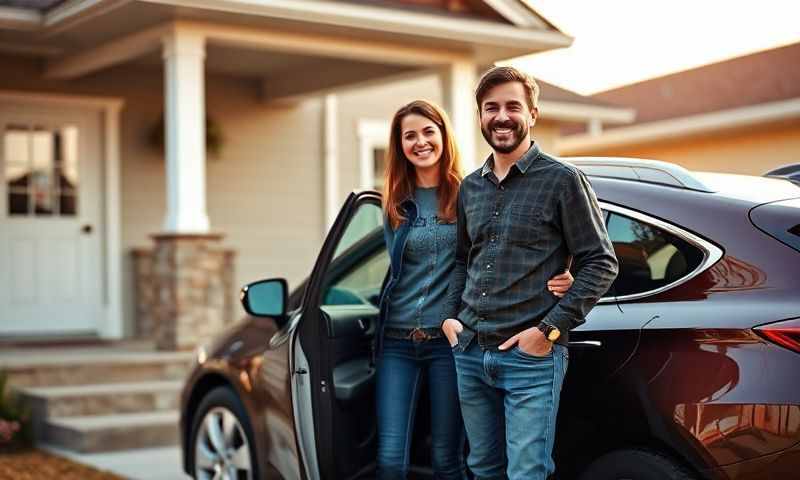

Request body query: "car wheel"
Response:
[190, 386, 260, 480]
[578, 448, 697, 480]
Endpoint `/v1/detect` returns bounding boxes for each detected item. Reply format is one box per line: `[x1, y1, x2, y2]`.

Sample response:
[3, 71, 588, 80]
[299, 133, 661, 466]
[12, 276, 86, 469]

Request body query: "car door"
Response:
[554, 204, 649, 476]
[296, 191, 387, 480]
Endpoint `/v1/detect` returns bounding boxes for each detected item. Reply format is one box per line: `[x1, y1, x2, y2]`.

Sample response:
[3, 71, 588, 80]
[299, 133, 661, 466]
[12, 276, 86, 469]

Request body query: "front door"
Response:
[0, 104, 104, 336]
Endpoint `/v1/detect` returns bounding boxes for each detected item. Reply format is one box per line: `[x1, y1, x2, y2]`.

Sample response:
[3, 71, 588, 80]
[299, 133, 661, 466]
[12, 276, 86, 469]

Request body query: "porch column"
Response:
[141, 29, 236, 351]
[441, 61, 479, 173]
[162, 30, 209, 233]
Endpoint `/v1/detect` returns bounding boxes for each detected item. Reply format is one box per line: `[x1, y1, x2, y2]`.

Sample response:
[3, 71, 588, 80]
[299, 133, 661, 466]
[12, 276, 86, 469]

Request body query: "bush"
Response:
[0, 371, 31, 452]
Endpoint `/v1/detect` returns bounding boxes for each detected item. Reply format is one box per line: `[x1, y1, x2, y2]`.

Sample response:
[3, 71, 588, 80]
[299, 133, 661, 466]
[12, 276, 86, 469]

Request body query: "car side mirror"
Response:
[241, 278, 288, 320]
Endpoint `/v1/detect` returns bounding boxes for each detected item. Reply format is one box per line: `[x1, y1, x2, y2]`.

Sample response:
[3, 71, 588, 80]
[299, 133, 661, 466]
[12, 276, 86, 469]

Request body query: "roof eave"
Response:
[138, 0, 573, 54]
[5, 0, 572, 59]
[556, 97, 800, 155]
[539, 100, 636, 124]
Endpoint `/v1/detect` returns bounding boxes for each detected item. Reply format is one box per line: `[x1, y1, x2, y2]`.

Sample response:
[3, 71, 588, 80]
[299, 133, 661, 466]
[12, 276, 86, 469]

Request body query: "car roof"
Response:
[687, 172, 800, 204]
[565, 157, 800, 206]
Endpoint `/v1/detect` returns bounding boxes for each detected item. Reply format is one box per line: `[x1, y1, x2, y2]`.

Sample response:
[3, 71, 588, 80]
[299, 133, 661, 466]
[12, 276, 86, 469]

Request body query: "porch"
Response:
[0, 0, 571, 346]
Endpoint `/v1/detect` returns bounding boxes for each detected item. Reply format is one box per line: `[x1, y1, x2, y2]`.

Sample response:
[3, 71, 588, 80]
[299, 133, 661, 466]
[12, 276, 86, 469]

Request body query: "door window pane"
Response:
[323, 202, 387, 306]
[323, 249, 389, 307]
[607, 212, 704, 296]
[333, 203, 383, 260]
[4, 124, 79, 217]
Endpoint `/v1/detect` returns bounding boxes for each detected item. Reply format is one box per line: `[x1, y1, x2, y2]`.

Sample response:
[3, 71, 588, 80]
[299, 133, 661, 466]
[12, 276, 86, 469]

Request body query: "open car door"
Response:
[296, 191, 387, 480]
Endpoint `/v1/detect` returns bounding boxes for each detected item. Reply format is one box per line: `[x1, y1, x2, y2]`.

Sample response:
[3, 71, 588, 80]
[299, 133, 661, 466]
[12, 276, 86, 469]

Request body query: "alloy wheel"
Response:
[194, 406, 253, 480]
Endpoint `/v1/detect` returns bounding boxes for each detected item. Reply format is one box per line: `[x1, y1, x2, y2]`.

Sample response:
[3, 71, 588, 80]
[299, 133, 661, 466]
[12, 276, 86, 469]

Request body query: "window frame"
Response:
[357, 119, 390, 191]
[598, 201, 723, 303]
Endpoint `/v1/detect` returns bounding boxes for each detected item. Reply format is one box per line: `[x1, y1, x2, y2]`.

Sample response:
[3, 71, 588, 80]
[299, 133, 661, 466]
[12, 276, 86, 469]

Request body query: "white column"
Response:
[323, 94, 339, 232]
[587, 118, 603, 136]
[161, 30, 209, 233]
[441, 61, 479, 173]
[103, 101, 124, 339]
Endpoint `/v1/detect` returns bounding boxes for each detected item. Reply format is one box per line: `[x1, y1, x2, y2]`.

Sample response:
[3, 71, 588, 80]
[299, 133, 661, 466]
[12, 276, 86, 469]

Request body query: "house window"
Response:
[4, 124, 79, 217]
[373, 147, 387, 190]
[358, 119, 390, 191]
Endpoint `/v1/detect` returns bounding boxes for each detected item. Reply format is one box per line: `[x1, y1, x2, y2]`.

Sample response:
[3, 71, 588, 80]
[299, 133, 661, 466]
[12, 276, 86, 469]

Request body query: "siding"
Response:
[0, 54, 325, 337]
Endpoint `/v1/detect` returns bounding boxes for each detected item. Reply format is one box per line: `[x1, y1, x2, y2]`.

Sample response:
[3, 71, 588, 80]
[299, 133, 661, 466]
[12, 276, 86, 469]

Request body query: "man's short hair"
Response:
[475, 66, 540, 112]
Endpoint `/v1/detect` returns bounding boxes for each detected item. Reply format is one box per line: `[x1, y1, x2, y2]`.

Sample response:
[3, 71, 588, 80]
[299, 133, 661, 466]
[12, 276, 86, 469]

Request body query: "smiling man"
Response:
[441, 66, 618, 480]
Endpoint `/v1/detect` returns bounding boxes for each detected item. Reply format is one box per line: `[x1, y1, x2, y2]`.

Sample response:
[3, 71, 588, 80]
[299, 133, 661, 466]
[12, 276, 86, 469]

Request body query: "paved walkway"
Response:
[42, 444, 190, 480]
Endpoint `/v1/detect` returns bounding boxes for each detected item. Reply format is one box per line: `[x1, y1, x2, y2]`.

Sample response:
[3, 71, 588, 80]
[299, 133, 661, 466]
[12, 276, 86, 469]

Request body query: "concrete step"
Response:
[2, 350, 195, 387]
[43, 410, 180, 453]
[19, 380, 183, 419]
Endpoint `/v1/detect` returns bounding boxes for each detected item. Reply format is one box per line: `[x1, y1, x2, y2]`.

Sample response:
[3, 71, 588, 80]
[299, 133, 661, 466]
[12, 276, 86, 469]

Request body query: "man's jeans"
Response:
[452, 339, 569, 480]
[376, 337, 467, 480]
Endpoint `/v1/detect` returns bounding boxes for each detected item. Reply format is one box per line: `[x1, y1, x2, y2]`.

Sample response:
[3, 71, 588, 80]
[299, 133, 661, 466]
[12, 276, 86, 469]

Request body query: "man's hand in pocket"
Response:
[442, 318, 463, 347]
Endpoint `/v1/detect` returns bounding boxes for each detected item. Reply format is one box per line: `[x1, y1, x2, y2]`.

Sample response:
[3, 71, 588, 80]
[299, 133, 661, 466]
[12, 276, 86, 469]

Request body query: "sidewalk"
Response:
[41, 445, 190, 480]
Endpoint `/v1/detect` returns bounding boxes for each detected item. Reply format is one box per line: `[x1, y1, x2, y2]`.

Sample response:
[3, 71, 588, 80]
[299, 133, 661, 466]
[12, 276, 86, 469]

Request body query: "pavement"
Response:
[41, 444, 191, 480]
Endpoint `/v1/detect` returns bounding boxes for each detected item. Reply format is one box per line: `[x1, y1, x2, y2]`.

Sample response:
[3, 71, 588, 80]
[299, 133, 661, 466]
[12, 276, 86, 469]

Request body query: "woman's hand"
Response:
[442, 318, 463, 347]
[547, 270, 574, 298]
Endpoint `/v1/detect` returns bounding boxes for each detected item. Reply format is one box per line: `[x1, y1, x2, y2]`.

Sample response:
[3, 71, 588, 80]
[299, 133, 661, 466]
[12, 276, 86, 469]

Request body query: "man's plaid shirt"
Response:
[443, 143, 618, 347]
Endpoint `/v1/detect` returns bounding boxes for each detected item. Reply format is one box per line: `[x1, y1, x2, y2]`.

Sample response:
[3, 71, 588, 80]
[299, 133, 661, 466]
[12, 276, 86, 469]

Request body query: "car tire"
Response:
[189, 386, 260, 480]
[578, 448, 697, 480]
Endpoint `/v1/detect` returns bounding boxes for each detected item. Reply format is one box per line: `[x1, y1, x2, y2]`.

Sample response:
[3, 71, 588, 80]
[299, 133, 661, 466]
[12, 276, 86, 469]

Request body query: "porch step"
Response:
[19, 380, 183, 418]
[42, 410, 180, 453]
[1, 350, 195, 387]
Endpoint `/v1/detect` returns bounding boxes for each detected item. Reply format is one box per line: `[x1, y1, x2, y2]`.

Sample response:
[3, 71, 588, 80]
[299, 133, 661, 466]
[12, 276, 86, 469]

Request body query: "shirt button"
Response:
[493, 211, 499, 216]
[486, 264, 491, 269]
[482, 292, 487, 296]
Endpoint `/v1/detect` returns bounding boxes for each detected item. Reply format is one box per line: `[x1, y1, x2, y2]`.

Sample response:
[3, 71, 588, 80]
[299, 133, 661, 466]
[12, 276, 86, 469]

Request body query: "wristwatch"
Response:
[537, 322, 561, 342]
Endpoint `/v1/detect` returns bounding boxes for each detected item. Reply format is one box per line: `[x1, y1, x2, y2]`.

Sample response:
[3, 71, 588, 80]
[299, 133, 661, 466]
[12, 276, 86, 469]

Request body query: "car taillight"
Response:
[755, 318, 800, 353]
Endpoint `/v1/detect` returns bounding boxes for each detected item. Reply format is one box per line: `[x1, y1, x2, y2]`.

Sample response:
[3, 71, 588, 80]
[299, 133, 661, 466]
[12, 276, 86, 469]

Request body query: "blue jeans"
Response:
[376, 336, 468, 480]
[452, 339, 569, 480]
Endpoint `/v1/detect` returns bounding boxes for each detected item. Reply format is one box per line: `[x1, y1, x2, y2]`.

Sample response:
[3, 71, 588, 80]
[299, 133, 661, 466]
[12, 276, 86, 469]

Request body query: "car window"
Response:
[322, 202, 388, 306]
[323, 248, 389, 307]
[332, 203, 383, 260]
[606, 212, 704, 297]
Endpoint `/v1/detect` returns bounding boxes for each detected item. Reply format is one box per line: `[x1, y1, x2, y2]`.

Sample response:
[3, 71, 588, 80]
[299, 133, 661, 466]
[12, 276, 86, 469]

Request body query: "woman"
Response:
[375, 99, 574, 479]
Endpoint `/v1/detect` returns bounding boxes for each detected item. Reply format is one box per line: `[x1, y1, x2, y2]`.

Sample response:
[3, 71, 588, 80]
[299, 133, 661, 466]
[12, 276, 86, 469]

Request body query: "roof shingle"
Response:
[592, 42, 800, 124]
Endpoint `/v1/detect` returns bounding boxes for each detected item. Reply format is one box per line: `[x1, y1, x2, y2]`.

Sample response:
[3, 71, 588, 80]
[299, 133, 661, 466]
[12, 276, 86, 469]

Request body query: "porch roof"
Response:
[0, 0, 571, 67]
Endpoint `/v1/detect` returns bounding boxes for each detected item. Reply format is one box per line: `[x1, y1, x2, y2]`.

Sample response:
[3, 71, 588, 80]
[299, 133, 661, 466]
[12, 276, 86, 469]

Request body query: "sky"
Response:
[506, 0, 800, 95]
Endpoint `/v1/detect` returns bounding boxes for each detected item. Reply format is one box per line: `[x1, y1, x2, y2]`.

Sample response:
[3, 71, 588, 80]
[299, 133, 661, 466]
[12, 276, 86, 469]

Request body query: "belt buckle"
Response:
[409, 328, 428, 343]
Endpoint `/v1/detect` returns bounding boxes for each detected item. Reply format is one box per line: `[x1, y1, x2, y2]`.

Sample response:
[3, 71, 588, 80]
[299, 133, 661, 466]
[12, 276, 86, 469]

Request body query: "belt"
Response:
[384, 327, 444, 343]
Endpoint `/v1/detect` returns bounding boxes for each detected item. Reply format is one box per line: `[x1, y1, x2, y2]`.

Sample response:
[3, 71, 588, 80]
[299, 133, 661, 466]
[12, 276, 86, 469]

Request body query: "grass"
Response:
[0, 448, 125, 480]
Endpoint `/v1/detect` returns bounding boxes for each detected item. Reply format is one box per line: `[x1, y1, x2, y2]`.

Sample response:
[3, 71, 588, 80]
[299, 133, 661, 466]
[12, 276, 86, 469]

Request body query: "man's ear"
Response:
[530, 107, 539, 127]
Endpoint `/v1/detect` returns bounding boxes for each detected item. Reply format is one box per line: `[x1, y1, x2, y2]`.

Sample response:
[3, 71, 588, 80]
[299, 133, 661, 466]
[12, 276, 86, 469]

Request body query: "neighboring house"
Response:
[556, 42, 800, 176]
[0, 0, 630, 347]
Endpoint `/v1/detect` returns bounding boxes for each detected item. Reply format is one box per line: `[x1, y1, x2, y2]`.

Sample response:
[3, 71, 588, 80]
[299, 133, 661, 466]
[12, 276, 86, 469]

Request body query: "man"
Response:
[441, 66, 618, 480]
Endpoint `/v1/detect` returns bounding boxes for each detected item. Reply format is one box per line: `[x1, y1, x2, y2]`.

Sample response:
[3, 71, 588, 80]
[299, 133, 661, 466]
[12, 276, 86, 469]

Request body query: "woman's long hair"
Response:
[383, 100, 462, 229]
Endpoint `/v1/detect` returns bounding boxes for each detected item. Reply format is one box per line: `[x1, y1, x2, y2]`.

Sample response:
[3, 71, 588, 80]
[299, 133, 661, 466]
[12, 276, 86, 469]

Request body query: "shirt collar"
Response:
[480, 142, 540, 177]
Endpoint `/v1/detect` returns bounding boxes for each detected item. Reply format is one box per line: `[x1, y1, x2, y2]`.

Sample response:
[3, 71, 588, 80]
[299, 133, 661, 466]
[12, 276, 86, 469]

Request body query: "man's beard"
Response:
[481, 119, 528, 154]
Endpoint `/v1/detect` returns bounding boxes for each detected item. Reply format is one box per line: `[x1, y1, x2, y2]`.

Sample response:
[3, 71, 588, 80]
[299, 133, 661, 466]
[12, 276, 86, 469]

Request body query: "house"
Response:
[0, 0, 634, 347]
[0, 1, 644, 458]
[556, 42, 800, 176]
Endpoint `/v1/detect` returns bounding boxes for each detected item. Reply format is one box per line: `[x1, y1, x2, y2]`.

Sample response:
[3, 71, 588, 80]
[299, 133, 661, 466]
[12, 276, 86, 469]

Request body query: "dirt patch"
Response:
[0, 449, 125, 480]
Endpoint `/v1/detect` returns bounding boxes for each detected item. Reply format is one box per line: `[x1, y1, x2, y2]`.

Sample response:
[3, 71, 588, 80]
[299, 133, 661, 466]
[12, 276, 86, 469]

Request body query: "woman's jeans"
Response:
[376, 336, 467, 480]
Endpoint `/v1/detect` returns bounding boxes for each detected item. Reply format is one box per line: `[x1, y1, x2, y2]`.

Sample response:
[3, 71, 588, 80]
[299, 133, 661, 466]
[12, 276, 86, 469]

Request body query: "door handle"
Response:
[568, 340, 602, 348]
[81, 224, 93, 235]
[357, 318, 369, 332]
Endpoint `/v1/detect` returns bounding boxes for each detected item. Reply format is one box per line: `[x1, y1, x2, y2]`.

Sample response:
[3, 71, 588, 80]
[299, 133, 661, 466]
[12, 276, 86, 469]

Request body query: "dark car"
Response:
[179, 158, 800, 480]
